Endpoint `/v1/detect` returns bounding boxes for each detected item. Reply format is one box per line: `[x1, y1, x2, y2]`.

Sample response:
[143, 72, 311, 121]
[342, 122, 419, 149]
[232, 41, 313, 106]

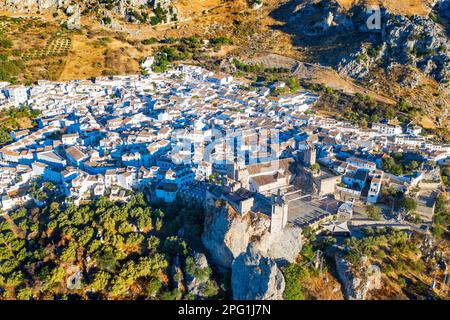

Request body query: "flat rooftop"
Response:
[286, 194, 340, 228]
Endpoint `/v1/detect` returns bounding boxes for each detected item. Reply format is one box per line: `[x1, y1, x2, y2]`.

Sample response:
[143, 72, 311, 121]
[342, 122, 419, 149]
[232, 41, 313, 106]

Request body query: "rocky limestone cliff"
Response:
[201, 198, 301, 300]
[334, 8, 450, 85]
[281, 0, 355, 37]
[168, 255, 185, 299]
[334, 254, 381, 300]
[250, 0, 264, 11]
[184, 252, 217, 299]
[1, 0, 69, 12]
[167, 251, 218, 299]
[202, 202, 302, 269]
[66, 3, 81, 30]
[277, 0, 448, 85]
[151, 0, 172, 9]
[0, 0, 175, 18]
[231, 246, 285, 300]
[433, 0, 450, 19]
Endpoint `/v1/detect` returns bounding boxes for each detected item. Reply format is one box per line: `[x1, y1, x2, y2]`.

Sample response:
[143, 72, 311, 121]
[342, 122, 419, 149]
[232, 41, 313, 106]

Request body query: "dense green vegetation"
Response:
[102, 16, 112, 25]
[432, 195, 449, 239]
[268, 77, 301, 95]
[282, 244, 319, 300]
[440, 166, 450, 189]
[231, 58, 290, 79]
[309, 82, 422, 126]
[0, 105, 42, 120]
[344, 228, 440, 297]
[0, 33, 13, 49]
[382, 157, 405, 176]
[0, 106, 42, 147]
[366, 205, 382, 220]
[151, 36, 202, 73]
[142, 37, 158, 45]
[283, 263, 308, 300]
[344, 228, 414, 266]
[282, 227, 325, 300]
[380, 186, 418, 213]
[0, 193, 219, 299]
[149, 3, 176, 26]
[209, 37, 231, 51]
[151, 36, 233, 73]
[382, 153, 422, 176]
[283, 224, 442, 299]
[0, 32, 25, 84]
[399, 197, 418, 213]
[0, 130, 12, 145]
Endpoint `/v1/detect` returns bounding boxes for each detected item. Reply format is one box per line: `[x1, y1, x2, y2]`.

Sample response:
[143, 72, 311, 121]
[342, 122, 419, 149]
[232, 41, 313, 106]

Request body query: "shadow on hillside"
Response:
[268, 0, 377, 66]
[437, 13, 450, 38]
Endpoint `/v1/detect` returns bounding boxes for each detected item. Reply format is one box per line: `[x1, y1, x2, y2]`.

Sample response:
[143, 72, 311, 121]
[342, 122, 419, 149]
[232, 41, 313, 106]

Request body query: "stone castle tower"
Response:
[270, 189, 289, 235]
[303, 143, 316, 167]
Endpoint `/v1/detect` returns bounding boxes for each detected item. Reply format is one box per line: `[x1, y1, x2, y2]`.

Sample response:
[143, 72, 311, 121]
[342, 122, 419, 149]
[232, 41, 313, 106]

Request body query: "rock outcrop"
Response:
[0, 0, 177, 25]
[1, 0, 69, 12]
[66, 3, 81, 30]
[202, 202, 302, 269]
[249, 0, 264, 10]
[278, 0, 448, 84]
[335, 8, 450, 84]
[337, 47, 374, 80]
[334, 254, 381, 300]
[169, 255, 185, 299]
[202, 195, 301, 300]
[184, 252, 217, 299]
[281, 0, 354, 37]
[231, 246, 285, 300]
[382, 13, 448, 83]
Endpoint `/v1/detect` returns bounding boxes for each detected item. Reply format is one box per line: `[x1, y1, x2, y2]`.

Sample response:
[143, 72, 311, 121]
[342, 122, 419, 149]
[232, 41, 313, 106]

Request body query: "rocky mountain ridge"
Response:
[274, 0, 448, 87]
[232, 246, 286, 300]
[334, 254, 382, 300]
[1, 0, 66, 11]
[337, 9, 449, 86]
[0, 0, 176, 22]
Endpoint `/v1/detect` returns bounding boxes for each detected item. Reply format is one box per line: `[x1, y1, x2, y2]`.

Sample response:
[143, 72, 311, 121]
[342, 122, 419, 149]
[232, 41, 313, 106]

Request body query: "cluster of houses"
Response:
[0, 64, 447, 233]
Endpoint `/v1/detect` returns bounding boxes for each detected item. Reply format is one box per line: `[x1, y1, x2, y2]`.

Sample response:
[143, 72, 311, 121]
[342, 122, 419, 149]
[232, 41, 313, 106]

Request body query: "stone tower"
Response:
[270, 189, 289, 235]
[303, 143, 316, 166]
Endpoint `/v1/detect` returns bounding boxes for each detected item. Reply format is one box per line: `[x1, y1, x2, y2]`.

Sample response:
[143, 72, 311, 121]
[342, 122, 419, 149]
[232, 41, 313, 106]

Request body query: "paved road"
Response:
[349, 218, 428, 234]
